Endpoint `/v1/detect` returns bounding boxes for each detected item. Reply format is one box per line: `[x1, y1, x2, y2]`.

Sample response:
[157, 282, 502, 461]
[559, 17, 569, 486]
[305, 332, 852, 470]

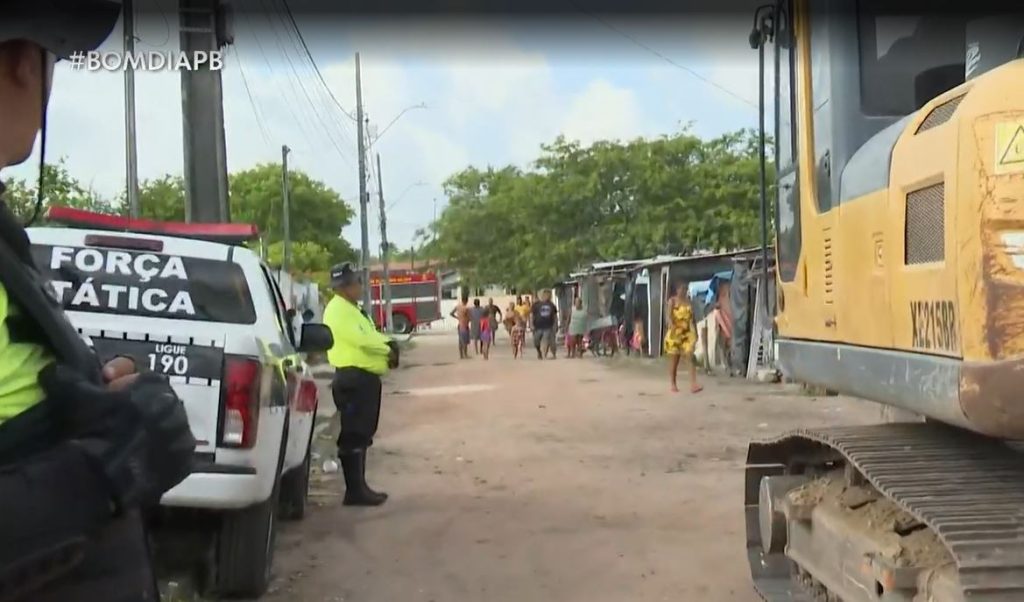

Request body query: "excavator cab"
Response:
[756, 1, 1003, 287]
[745, 2, 1024, 600]
[752, 0, 1024, 436]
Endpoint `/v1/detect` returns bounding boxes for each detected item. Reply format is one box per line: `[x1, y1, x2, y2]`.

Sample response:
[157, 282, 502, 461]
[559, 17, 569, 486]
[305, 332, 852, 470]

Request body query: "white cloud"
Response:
[2, 16, 761, 251]
[561, 79, 641, 145]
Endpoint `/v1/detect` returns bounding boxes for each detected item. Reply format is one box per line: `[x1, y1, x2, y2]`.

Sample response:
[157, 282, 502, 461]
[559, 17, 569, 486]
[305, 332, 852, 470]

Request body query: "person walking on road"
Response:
[514, 295, 531, 334]
[450, 294, 471, 359]
[323, 263, 399, 506]
[469, 298, 484, 355]
[486, 297, 502, 344]
[511, 308, 527, 359]
[480, 307, 493, 360]
[567, 296, 588, 358]
[532, 290, 559, 359]
[0, 8, 197, 599]
[503, 301, 517, 340]
[664, 281, 702, 394]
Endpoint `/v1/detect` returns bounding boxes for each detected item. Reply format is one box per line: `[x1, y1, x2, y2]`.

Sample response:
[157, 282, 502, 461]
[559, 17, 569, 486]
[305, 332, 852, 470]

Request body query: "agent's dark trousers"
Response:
[331, 367, 383, 454]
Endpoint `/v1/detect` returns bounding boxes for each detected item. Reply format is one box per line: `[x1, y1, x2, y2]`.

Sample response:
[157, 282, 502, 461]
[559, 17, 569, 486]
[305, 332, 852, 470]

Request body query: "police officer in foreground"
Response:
[0, 3, 196, 600]
[323, 263, 398, 506]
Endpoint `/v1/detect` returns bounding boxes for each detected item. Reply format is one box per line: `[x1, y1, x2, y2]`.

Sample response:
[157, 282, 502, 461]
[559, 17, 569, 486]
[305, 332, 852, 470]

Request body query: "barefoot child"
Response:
[511, 312, 526, 359]
[503, 302, 517, 339]
[481, 307, 493, 360]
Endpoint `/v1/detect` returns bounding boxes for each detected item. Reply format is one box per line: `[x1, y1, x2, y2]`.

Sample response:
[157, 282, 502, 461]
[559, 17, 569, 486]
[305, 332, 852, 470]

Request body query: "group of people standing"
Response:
[447, 283, 702, 395]
[451, 291, 560, 360]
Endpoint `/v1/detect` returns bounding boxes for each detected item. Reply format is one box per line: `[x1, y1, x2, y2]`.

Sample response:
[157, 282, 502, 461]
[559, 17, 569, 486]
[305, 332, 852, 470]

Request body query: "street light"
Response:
[368, 103, 428, 147]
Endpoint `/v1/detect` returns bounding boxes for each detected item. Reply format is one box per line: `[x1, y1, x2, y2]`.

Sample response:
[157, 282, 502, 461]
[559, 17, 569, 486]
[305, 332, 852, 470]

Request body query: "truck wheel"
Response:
[278, 426, 313, 521]
[214, 425, 288, 598]
[215, 479, 279, 597]
[392, 312, 413, 334]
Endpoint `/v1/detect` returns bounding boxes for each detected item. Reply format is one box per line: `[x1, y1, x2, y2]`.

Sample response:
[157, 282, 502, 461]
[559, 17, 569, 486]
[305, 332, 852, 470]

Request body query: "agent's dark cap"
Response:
[0, 1, 122, 59]
[330, 262, 361, 288]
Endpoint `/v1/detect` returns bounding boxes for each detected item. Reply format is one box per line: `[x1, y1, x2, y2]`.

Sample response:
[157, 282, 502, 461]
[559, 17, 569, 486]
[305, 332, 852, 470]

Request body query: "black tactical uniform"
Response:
[0, 4, 196, 601]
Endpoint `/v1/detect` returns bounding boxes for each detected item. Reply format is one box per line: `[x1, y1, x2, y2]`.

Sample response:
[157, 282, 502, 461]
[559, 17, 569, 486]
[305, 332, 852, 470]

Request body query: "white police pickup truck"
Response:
[28, 208, 333, 598]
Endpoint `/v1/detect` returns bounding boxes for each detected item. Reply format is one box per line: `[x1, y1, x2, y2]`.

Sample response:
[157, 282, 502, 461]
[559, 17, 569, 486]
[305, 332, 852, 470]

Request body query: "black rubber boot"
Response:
[341, 450, 388, 506]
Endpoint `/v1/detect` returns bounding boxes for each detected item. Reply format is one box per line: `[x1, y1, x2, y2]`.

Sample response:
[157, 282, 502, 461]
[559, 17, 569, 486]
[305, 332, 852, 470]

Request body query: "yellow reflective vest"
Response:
[0, 283, 53, 424]
[323, 296, 392, 375]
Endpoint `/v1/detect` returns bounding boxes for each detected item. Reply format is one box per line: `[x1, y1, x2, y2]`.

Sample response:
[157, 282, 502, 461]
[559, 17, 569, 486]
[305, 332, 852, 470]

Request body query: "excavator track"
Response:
[745, 422, 1024, 601]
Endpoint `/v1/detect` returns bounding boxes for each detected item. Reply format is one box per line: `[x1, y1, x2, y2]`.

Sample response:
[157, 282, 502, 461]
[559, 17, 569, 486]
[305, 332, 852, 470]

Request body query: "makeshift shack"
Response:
[688, 271, 736, 371]
[729, 253, 776, 377]
[553, 277, 579, 332]
[562, 260, 644, 332]
[625, 249, 764, 359]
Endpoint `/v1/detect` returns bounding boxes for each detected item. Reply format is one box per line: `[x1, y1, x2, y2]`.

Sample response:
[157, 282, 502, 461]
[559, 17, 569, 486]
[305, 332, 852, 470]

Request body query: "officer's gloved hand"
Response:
[39, 365, 197, 513]
[386, 340, 400, 369]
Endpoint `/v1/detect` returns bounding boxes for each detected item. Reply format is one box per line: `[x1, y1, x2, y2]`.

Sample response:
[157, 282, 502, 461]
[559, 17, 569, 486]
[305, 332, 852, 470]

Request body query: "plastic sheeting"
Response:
[705, 270, 733, 306]
[729, 262, 753, 376]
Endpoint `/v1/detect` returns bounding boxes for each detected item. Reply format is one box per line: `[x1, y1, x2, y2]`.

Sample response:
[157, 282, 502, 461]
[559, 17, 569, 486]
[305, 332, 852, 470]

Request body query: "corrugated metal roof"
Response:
[589, 259, 646, 270]
[638, 246, 769, 268]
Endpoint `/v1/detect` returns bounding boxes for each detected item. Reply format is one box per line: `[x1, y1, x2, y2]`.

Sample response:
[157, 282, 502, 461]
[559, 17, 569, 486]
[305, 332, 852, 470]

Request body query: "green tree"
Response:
[3, 161, 357, 278]
[135, 175, 186, 221]
[134, 165, 357, 271]
[431, 128, 771, 289]
[265, 240, 332, 274]
[230, 163, 357, 266]
[2, 160, 114, 222]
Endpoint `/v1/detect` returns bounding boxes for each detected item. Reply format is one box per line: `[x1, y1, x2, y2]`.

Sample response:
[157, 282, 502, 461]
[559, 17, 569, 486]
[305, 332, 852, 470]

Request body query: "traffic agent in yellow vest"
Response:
[323, 262, 395, 507]
[323, 294, 393, 375]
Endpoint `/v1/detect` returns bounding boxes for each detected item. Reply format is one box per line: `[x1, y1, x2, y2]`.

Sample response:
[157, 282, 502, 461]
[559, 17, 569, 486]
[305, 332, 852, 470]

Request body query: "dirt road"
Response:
[266, 332, 879, 602]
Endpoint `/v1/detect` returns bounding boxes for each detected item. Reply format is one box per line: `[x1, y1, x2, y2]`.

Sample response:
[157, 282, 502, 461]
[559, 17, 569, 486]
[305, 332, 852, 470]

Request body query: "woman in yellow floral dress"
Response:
[664, 282, 702, 394]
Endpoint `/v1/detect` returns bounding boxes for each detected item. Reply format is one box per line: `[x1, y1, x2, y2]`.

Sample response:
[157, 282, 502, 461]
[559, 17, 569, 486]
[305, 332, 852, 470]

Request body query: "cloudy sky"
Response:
[6, 3, 762, 250]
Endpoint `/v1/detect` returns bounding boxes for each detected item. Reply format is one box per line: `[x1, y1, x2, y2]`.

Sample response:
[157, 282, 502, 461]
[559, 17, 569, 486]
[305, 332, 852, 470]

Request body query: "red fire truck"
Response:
[368, 270, 442, 334]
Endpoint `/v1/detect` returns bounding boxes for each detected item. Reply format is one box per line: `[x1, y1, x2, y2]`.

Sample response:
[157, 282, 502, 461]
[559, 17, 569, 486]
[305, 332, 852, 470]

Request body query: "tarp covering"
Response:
[729, 262, 753, 376]
[579, 273, 623, 329]
[705, 270, 733, 306]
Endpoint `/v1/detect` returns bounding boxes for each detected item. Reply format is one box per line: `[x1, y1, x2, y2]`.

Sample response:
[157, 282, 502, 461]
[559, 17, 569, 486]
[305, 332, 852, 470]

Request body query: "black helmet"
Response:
[329, 262, 362, 288]
[0, 0, 122, 59]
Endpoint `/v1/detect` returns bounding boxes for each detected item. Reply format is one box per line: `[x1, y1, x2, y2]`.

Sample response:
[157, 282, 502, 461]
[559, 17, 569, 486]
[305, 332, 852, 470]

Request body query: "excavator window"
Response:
[857, 2, 967, 116]
[773, 0, 801, 283]
[808, 6, 834, 212]
[774, 0, 797, 171]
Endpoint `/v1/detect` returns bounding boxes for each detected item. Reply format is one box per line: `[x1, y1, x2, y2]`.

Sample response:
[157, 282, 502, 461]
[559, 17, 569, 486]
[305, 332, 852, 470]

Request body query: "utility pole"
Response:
[376, 153, 393, 333]
[430, 197, 437, 270]
[355, 52, 372, 311]
[180, 0, 232, 223]
[281, 145, 291, 273]
[123, 0, 140, 218]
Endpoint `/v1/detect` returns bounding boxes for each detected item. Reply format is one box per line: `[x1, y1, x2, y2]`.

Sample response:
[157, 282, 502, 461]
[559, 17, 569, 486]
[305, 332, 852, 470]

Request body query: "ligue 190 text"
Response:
[70, 50, 224, 72]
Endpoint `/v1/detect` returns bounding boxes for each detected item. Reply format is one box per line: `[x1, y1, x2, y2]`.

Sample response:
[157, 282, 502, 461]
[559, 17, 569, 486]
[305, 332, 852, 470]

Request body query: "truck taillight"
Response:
[221, 356, 261, 448]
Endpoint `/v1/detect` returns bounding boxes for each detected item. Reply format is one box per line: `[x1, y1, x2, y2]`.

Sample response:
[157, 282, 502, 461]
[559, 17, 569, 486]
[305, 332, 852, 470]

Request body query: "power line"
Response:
[269, 0, 355, 158]
[270, 0, 356, 147]
[260, 0, 353, 165]
[232, 46, 273, 148]
[239, 8, 317, 151]
[570, 1, 758, 110]
[279, 0, 359, 123]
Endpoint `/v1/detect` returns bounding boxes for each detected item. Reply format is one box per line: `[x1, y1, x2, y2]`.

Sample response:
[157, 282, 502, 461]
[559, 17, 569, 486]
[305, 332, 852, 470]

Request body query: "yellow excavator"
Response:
[744, 1, 1024, 600]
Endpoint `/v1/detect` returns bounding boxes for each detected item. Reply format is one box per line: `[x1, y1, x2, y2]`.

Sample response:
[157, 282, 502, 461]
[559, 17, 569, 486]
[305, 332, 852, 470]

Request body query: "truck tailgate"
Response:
[85, 328, 225, 453]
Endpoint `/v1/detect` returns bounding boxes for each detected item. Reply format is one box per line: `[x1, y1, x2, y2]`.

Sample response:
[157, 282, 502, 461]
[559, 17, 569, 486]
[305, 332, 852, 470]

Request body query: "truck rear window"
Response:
[31, 244, 257, 324]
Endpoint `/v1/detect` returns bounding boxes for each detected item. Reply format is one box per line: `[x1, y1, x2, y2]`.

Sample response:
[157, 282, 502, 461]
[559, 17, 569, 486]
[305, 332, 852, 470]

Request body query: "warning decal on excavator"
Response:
[995, 121, 1024, 174]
